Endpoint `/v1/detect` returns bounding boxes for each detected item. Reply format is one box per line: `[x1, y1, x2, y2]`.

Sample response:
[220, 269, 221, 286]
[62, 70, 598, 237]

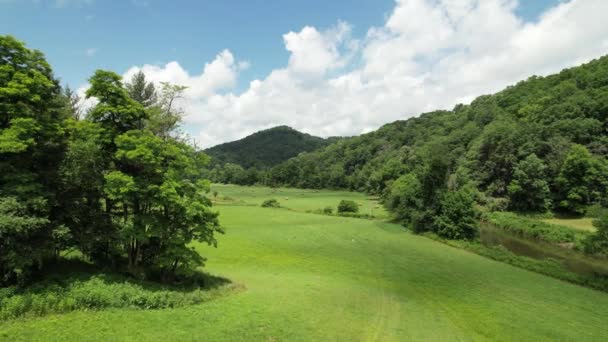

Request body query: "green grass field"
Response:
[2, 185, 608, 341]
[211, 184, 389, 219]
[543, 218, 597, 232]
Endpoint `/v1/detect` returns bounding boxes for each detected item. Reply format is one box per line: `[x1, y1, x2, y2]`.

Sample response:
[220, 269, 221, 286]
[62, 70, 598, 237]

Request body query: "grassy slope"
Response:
[543, 218, 596, 232]
[2, 186, 608, 341]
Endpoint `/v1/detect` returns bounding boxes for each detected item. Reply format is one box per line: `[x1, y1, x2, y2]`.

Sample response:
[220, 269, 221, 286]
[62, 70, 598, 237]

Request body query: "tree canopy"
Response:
[0, 36, 220, 285]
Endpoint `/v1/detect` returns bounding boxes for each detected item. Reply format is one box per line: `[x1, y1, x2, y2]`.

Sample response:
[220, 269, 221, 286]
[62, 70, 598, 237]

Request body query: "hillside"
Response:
[267, 55, 608, 220]
[205, 126, 332, 169]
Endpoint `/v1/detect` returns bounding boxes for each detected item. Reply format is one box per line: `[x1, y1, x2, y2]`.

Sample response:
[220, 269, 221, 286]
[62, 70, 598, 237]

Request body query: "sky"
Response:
[2, 0, 608, 148]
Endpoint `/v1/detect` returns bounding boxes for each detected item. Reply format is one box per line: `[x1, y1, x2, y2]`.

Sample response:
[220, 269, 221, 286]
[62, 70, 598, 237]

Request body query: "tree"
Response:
[86, 70, 147, 135]
[61, 85, 83, 120]
[507, 154, 551, 212]
[0, 35, 67, 284]
[105, 130, 222, 279]
[432, 187, 479, 240]
[556, 144, 608, 214]
[147, 82, 188, 140]
[56, 119, 110, 260]
[385, 173, 422, 225]
[125, 71, 157, 107]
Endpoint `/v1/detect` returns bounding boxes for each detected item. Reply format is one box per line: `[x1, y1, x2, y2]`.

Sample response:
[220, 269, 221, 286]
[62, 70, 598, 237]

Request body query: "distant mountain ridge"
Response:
[205, 126, 333, 168]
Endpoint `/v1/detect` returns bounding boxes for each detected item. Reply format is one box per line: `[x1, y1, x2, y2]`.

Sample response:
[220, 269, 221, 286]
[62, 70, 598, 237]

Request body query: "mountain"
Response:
[266, 55, 608, 216]
[205, 126, 333, 168]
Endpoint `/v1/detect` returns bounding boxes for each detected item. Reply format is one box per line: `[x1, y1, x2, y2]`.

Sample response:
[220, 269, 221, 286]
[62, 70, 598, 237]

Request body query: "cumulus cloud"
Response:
[86, 0, 608, 148]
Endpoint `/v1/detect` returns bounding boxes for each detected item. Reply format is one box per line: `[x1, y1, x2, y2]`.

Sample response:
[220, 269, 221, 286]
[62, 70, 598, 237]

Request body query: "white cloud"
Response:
[88, 0, 608, 148]
[84, 47, 98, 57]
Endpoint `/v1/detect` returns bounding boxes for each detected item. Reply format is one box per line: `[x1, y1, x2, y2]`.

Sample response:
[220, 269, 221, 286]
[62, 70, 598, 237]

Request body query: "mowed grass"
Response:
[212, 183, 389, 219]
[2, 186, 608, 341]
[543, 217, 597, 232]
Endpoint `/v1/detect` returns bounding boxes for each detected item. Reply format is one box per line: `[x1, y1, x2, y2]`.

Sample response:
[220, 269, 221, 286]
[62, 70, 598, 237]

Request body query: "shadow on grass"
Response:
[0, 258, 241, 321]
[29, 258, 233, 293]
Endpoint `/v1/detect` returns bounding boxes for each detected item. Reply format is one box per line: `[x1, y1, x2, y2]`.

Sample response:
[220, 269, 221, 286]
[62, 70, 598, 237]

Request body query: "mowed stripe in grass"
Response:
[1, 187, 608, 341]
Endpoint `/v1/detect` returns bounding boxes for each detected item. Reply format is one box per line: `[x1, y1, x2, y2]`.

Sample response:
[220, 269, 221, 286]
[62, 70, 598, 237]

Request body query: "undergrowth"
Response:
[0, 260, 242, 321]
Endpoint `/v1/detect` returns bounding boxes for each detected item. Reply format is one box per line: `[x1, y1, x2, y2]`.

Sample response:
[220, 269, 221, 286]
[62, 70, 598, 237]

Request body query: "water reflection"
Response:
[479, 223, 608, 277]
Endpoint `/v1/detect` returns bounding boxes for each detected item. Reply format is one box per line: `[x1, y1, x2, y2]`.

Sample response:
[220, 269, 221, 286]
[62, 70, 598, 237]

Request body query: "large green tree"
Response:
[0, 35, 67, 284]
[507, 154, 551, 212]
[556, 144, 608, 214]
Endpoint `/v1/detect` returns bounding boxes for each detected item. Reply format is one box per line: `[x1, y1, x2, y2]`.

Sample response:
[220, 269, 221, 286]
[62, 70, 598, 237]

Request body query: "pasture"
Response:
[1, 185, 607, 341]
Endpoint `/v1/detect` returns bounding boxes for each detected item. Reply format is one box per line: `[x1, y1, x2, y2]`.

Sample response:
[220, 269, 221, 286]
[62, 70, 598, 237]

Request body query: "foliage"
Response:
[261, 199, 280, 208]
[507, 154, 551, 212]
[205, 125, 331, 169]
[584, 214, 608, 256]
[337, 200, 358, 213]
[0, 36, 221, 285]
[262, 55, 608, 224]
[433, 187, 479, 239]
[0, 35, 67, 285]
[322, 206, 333, 215]
[556, 144, 608, 214]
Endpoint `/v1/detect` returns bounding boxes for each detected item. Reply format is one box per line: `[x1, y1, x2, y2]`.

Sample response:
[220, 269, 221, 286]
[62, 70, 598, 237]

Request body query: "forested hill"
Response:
[267, 54, 608, 219]
[205, 125, 332, 168]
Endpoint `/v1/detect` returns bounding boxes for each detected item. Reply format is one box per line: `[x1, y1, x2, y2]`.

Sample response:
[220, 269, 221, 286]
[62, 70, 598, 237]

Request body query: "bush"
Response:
[586, 204, 608, 218]
[336, 212, 376, 219]
[486, 197, 510, 212]
[337, 200, 359, 214]
[584, 214, 608, 256]
[261, 199, 280, 208]
[322, 206, 333, 215]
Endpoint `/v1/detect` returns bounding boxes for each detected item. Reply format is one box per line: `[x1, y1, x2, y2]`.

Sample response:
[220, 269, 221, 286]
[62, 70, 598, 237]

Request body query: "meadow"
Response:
[1, 185, 608, 341]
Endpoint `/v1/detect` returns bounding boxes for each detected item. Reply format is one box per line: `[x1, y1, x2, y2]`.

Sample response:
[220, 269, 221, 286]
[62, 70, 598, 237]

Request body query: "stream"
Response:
[479, 223, 608, 277]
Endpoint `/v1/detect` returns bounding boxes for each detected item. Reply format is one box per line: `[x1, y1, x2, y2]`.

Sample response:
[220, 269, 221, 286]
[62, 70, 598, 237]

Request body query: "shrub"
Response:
[337, 200, 359, 214]
[586, 204, 607, 218]
[322, 206, 333, 215]
[584, 214, 608, 256]
[486, 197, 510, 212]
[261, 199, 280, 208]
[336, 212, 376, 219]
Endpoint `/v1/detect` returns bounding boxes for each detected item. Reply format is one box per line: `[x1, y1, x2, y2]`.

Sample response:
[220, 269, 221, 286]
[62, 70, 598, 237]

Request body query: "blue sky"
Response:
[1, 0, 561, 89]
[2, 0, 604, 148]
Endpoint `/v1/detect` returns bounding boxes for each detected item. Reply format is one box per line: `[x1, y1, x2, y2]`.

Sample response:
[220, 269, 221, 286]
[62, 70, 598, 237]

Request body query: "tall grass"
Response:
[485, 212, 590, 248]
[0, 261, 241, 321]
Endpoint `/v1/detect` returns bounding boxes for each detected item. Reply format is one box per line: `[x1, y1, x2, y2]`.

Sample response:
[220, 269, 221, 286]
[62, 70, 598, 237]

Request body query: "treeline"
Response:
[237, 54, 608, 246]
[0, 36, 221, 286]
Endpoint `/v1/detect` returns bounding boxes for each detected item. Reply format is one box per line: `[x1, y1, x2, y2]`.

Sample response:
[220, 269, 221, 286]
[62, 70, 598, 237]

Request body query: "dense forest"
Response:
[222, 55, 608, 245]
[204, 126, 334, 184]
[0, 36, 221, 286]
[206, 125, 331, 168]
